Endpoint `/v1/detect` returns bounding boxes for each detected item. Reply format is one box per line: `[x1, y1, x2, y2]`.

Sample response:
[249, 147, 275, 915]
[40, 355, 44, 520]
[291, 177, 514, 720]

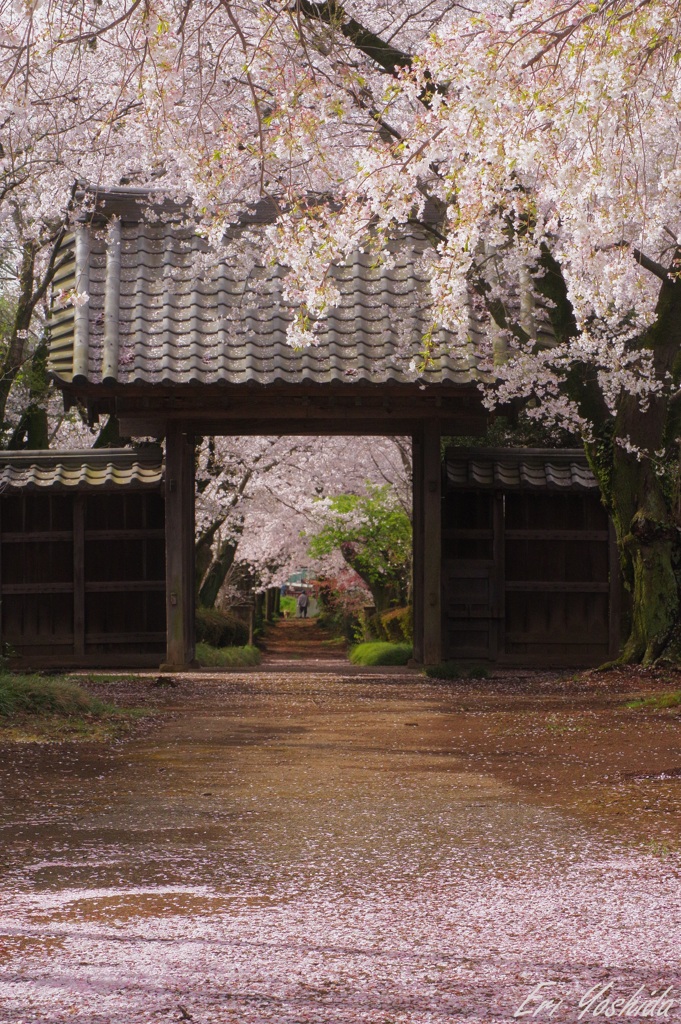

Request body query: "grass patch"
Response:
[279, 595, 298, 617]
[349, 642, 413, 666]
[0, 672, 109, 718]
[626, 690, 681, 711]
[195, 643, 261, 668]
[0, 671, 150, 742]
[424, 661, 489, 680]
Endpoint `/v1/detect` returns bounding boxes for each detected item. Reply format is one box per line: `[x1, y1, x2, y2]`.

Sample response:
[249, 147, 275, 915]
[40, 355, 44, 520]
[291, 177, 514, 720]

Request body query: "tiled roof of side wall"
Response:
[0, 448, 163, 492]
[48, 192, 485, 387]
[444, 449, 598, 491]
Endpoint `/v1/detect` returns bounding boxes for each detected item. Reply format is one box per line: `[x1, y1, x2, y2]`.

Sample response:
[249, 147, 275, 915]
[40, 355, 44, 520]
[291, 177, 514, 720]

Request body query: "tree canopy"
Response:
[307, 483, 412, 611]
[3, 0, 681, 660]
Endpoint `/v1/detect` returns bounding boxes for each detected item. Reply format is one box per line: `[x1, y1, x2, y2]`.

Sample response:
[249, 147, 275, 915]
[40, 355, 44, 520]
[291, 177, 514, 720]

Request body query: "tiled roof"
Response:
[0, 447, 163, 492]
[48, 188, 483, 388]
[445, 448, 598, 491]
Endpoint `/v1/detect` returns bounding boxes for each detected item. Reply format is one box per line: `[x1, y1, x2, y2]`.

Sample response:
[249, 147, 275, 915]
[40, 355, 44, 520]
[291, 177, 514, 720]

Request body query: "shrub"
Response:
[349, 642, 413, 666]
[195, 643, 261, 668]
[0, 673, 107, 717]
[380, 606, 413, 643]
[195, 606, 249, 648]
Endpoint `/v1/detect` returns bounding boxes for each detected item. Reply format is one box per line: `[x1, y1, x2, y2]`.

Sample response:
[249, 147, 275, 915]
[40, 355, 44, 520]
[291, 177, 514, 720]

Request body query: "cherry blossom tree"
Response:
[3, 0, 681, 661]
[306, 483, 412, 611]
[196, 434, 411, 607]
[327, 0, 681, 665]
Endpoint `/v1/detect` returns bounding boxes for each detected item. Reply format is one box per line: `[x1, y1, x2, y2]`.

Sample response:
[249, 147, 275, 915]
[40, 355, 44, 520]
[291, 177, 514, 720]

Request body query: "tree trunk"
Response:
[586, 273, 681, 664]
[198, 537, 238, 608]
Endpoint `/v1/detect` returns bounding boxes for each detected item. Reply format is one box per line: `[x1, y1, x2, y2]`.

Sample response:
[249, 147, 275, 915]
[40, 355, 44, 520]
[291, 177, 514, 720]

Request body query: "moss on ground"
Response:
[195, 643, 261, 668]
[626, 690, 681, 710]
[349, 642, 413, 666]
[0, 671, 149, 742]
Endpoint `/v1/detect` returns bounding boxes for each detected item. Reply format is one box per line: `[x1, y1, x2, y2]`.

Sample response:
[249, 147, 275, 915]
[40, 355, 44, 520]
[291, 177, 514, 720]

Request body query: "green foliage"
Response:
[349, 641, 413, 666]
[195, 643, 261, 667]
[279, 594, 298, 617]
[626, 690, 681, 710]
[424, 661, 489, 680]
[380, 606, 413, 643]
[195, 606, 249, 647]
[0, 672, 108, 717]
[307, 484, 412, 611]
[314, 572, 369, 640]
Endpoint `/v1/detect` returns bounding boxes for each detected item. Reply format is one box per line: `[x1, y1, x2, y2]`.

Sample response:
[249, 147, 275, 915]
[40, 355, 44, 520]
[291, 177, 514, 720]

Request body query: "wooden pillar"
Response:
[491, 492, 505, 659]
[423, 422, 442, 664]
[73, 494, 85, 659]
[412, 424, 442, 665]
[412, 432, 424, 663]
[608, 519, 622, 660]
[163, 424, 196, 669]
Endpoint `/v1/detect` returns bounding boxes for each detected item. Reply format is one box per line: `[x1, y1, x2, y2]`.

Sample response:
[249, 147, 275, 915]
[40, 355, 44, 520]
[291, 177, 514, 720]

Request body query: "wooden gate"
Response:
[441, 449, 621, 666]
[0, 448, 166, 667]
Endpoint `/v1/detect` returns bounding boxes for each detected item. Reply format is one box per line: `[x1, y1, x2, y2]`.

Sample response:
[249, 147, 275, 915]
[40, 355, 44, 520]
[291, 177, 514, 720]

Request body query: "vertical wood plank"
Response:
[492, 492, 505, 659]
[182, 431, 196, 664]
[164, 423, 195, 668]
[608, 519, 622, 660]
[422, 422, 442, 665]
[411, 431, 424, 664]
[72, 493, 84, 655]
[0, 499, 3, 654]
[73, 494, 85, 657]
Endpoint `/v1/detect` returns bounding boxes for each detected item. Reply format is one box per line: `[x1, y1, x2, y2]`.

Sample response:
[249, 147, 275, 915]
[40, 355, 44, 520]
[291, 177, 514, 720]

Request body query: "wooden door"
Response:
[441, 492, 503, 660]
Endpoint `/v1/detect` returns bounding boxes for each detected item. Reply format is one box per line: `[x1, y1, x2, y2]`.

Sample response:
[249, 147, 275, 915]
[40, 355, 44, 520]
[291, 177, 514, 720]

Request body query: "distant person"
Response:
[297, 591, 309, 619]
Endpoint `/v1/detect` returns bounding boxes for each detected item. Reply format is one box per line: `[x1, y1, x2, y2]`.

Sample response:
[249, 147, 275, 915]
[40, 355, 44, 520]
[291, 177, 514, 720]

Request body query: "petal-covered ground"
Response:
[0, 668, 679, 1023]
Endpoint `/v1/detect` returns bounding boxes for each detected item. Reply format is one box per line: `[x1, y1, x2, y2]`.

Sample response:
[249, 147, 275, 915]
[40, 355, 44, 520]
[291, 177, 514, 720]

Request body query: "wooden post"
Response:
[423, 422, 442, 665]
[163, 424, 196, 669]
[0, 500, 3, 655]
[73, 494, 85, 659]
[492, 492, 505, 659]
[608, 519, 622, 660]
[412, 424, 442, 665]
[412, 431, 424, 663]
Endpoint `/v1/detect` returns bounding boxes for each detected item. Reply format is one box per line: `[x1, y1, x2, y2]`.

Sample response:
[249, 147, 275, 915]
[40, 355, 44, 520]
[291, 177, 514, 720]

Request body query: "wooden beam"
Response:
[162, 424, 196, 669]
[117, 414, 487, 439]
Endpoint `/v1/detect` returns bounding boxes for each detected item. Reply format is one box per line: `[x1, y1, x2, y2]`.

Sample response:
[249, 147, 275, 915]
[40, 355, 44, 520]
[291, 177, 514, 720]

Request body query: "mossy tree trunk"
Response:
[582, 274, 681, 664]
[516, 246, 681, 664]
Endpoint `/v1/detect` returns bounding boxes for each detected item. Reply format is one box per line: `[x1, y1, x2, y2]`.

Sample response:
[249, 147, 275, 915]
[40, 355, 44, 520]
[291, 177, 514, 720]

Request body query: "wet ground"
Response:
[1, 647, 680, 1022]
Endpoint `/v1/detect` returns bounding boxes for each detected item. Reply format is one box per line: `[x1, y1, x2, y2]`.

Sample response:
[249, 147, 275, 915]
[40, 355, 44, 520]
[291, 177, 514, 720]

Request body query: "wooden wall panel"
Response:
[441, 482, 618, 667]
[1, 489, 166, 666]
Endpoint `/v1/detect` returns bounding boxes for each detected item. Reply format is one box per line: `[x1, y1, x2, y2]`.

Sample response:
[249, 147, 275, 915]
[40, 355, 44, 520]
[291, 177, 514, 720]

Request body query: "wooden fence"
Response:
[0, 449, 166, 668]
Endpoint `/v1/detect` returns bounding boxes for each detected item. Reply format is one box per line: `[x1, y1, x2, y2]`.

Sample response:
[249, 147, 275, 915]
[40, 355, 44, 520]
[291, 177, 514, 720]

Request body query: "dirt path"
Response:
[0, 669, 680, 1023]
[260, 617, 347, 663]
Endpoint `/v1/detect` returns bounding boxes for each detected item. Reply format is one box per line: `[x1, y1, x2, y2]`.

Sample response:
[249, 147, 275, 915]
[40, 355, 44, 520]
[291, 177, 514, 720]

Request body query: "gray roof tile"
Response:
[0, 448, 163, 492]
[445, 448, 598, 491]
[48, 189, 484, 388]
